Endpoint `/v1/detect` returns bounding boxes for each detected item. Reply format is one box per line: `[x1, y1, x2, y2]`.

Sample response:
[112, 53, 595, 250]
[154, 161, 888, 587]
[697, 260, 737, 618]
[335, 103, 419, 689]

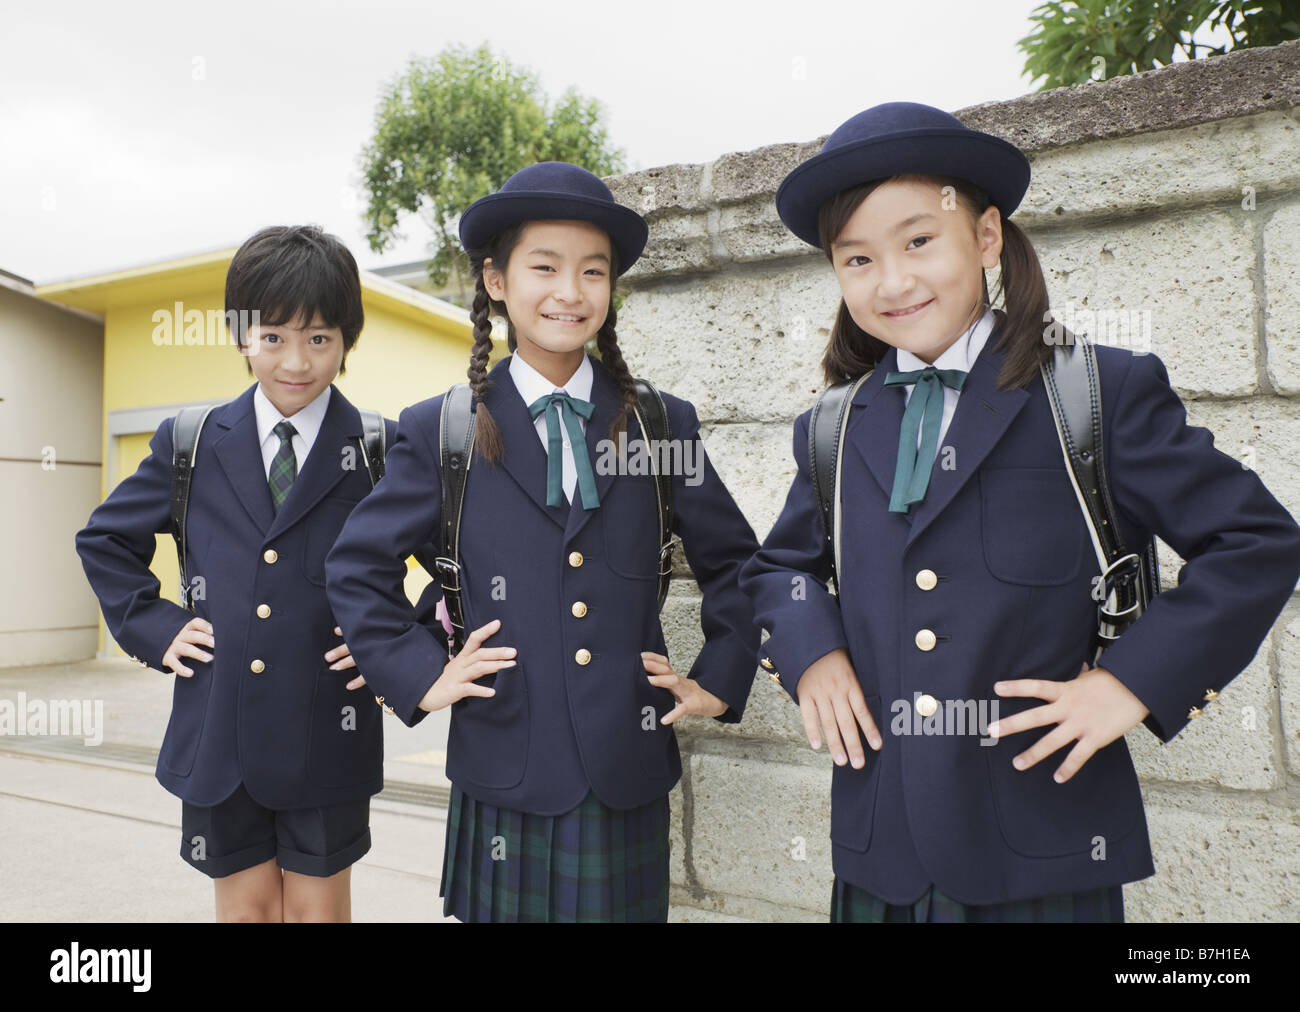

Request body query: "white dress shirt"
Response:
[510, 353, 593, 504]
[253, 383, 332, 479]
[893, 304, 996, 449]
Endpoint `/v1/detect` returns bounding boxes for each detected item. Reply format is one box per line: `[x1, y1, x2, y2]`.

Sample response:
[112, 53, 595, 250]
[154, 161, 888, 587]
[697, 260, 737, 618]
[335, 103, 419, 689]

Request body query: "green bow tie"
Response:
[882, 366, 969, 514]
[527, 390, 600, 510]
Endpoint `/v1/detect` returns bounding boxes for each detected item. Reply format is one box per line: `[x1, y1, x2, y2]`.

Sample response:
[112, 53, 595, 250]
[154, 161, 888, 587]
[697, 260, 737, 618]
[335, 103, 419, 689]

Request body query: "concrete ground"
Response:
[0, 656, 457, 922]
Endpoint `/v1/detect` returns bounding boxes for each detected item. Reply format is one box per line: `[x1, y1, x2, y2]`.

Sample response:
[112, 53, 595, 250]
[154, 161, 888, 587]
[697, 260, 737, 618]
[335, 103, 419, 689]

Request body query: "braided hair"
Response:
[464, 222, 639, 462]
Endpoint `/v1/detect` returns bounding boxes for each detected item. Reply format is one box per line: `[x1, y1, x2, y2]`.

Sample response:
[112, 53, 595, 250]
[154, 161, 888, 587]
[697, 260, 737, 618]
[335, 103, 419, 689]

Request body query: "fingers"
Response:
[345, 673, 367, 690]
[994, 678, 1064, 703]
[660, 701, 688, 725]
[1052, 738, 1097, 784]
[175, 640, 213, 664]
[463, 657, 516, 680]
[330, 654, 357, 671]
[641, 653, 677, 678]
[831, 696, 866, 769]
[1012, 723, 1077, 772]
[814, 697, 848, 766]
[459, 682, 496, 699]
[848, 687, 882, 751]
[186, 618, 214, 636]
[799, 697, 822, 751]
[463, 618, 502, 651]
[987, 701, 1061, 740]
[163, 654, 193, 678]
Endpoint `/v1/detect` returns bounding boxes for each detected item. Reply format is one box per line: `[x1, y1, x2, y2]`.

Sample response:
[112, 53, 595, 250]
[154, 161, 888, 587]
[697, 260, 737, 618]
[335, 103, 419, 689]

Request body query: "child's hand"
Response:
[324, 626, 359, 683]
[989, 663, 1150, 784]
[162, 617, 214, 678]
[795, 648, 882, 768]
[641, 652, 727, 723]
[417, 618, 516, 713]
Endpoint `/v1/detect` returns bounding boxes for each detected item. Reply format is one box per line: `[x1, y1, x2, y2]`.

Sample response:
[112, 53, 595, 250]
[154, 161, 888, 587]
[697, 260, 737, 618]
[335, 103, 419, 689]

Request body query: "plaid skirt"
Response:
[831, 877, 1124, 923]
[440, 784, 670, 923]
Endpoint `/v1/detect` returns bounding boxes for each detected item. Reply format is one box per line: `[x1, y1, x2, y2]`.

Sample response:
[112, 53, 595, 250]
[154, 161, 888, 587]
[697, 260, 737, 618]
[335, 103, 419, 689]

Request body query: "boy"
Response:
[76, 225, 415, 921]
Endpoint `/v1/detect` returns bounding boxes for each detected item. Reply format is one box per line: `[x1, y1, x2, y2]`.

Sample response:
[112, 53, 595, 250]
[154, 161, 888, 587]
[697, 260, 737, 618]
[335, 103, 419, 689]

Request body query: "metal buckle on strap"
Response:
[433, 556, 461, 593]
[658, 535, 681, 577]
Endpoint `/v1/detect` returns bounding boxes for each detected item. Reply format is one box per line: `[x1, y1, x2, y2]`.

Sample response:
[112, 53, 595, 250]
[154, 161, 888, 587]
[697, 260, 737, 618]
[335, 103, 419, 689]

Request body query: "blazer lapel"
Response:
[903, 323, 1029, 546]
[844, 346, 908, 507]
[211, 384, 274, 535]
[563, 356, 620, 544]
[265, 384, 358, 541]
[485, 358, 571, 531]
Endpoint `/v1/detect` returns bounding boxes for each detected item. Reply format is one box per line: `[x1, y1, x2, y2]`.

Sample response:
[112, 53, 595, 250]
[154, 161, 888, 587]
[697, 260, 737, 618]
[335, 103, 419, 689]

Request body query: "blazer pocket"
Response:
[308, 665, 383, 789]
[302, 495, 364, 586]
[448, 659, 530, 790]
[984, 697, 1143, 858]
[980, 468, 1088, 586]
[159, 657, 216, 777]
[828, 695, 882, 853]
[601, 474, 661, 581]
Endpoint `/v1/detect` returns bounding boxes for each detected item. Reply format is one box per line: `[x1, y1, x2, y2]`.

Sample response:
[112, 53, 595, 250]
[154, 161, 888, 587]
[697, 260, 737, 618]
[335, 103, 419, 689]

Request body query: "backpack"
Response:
[808, 330, 1159, 663]
[169, 404, 390, 611]
[435, 379, 679, 654]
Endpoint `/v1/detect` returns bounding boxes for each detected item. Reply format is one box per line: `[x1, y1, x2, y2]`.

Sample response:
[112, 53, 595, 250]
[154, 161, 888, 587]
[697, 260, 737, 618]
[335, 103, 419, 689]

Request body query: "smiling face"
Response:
[829, 177, 1003, 364]
[240, 311, 344, 417]
[482, 219, 613, 379]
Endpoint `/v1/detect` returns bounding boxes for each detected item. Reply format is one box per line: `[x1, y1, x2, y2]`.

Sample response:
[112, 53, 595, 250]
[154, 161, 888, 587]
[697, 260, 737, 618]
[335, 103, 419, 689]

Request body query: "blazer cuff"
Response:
[686, 640, 757, 724]
[760, 603, 850, 704]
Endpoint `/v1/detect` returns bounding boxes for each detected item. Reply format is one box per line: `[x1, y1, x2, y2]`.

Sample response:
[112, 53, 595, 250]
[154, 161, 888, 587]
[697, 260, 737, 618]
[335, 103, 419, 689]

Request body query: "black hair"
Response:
[816, 173, 1053, 390]
[464, 223, 638, 464]
[225, 224, 364, 375]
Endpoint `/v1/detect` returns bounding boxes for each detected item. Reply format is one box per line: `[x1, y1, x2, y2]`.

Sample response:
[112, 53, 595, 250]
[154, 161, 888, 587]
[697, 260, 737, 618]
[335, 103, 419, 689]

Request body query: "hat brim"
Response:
[459, 192, 649, 275]
[776, 129, 1031, 248]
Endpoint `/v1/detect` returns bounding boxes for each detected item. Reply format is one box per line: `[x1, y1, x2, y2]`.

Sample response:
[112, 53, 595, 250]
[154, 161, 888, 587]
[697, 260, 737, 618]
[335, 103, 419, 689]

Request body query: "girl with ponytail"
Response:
[325, 162, 761, 922]
[739, 103, 1300, 923]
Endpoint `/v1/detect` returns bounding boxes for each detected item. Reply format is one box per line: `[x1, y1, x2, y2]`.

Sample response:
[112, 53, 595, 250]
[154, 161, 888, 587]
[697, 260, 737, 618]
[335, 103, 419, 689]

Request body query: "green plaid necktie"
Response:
[268, 420, 298, 513]
[882, 366, 968, 514]
[527, 390, 599, 510]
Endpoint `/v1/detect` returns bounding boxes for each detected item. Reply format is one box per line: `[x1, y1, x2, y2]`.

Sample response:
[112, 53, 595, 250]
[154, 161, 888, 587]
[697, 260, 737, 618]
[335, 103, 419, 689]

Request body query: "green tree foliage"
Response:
[1019, 0, 1300, 90]
[359, 43, 627, 304]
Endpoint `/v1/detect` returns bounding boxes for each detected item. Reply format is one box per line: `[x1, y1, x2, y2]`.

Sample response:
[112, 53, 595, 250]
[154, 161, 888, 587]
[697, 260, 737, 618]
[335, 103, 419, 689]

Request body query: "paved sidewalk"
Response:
[0, 657, 457, 922]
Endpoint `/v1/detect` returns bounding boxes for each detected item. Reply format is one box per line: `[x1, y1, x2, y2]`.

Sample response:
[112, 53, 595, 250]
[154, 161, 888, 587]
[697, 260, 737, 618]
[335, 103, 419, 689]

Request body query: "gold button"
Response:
[915, 569, 938, 591]
[1203, 689, 1218, 702]
[263, 549, 278, 564]
[256, 604, 271, 619]
[1188, 706, 1202, 719]
[768, 672, 781, 684]
[249, 659, 265, 673]
[571, 601, 588, 618]
[568, 551, 584, 568]
[760, 657, 775, 671]
[575, 649, 591, 665]
[915, 629, 937, 651]
[916, 693, 939, 718]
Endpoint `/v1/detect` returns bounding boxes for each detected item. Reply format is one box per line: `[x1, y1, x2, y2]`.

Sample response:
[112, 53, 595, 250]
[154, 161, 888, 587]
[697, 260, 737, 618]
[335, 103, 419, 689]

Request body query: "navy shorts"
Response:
[180, 783, 371, 879]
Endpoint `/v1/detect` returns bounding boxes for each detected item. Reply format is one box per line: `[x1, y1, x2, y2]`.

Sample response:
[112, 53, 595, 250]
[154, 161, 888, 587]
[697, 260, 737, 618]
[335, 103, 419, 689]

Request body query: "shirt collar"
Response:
[894, 304, 996, 375]
[253, 382, 332, 448]
[509, 352, 594, 408]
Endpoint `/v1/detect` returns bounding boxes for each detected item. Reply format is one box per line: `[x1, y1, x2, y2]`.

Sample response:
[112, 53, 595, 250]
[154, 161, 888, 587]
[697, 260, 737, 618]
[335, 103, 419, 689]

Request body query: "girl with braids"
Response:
[325, 162, 761, 922]
[739, 103, 1300, 922]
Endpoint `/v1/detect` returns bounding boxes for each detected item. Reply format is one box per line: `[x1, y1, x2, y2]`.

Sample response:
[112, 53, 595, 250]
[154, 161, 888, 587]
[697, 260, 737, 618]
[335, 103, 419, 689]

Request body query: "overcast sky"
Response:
[4, 0, 1068, 284]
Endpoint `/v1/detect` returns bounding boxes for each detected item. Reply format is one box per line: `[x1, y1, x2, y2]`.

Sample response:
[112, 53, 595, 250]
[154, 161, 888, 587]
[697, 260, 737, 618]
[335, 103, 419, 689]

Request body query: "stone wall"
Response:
[607, 39, 1300, 921]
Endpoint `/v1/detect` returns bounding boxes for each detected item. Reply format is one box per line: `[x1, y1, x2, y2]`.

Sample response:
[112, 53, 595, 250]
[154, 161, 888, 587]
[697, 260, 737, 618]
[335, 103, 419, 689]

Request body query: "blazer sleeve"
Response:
[668, 398, 762, 723]
[74, 417, 195, 671]
[1096, 350, 1300, 742]
[737, 408, 851, 704]
[384, 415, 449, 650]
[325, 402, 448, 727]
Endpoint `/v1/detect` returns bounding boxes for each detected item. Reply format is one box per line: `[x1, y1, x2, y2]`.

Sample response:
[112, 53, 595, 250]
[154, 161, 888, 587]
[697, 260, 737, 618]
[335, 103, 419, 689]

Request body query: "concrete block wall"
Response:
[609, 40, 1300, 921]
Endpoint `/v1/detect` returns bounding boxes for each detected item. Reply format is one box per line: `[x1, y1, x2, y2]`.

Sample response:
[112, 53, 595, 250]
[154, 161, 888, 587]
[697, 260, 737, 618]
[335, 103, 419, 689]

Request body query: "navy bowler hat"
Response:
[458, 161, 649, 275]
[775, 102, 1031, 249]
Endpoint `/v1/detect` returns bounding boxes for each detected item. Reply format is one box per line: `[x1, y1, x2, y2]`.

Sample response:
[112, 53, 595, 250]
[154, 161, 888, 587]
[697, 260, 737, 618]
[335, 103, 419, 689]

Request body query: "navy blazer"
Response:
[75, 383, 401, 809]
[325, 354, 761, 815]
[740, 312, 1300, 905]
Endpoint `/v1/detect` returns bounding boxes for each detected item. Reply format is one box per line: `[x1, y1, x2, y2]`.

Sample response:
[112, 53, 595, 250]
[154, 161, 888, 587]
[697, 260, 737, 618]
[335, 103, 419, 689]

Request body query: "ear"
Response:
[977, 205, 1004, 269]
[482, 257, 506, 302]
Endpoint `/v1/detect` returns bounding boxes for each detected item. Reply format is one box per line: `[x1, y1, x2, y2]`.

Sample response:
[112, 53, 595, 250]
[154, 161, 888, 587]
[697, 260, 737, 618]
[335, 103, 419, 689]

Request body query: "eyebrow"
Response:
[833, 212, 938, 250]
[526, 247, 611, 264]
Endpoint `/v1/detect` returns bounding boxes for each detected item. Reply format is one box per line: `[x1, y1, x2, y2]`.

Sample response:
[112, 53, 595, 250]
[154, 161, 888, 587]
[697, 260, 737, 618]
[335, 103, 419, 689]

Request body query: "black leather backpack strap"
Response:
[631, 378, 677, 611]
[438, 384, 476, 654]
[808, 372, 872, 598]
[170, 404, 218, 612]
[357, 408, 386, 487]
[1041, 330, 1158, 659]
